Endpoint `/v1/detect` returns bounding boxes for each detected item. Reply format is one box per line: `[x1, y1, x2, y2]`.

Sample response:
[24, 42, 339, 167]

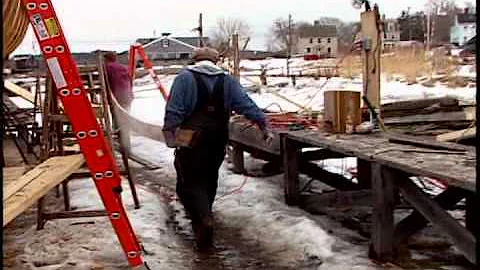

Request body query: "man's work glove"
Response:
[162, 129, 176, 148]
[260, 126, 275, 146]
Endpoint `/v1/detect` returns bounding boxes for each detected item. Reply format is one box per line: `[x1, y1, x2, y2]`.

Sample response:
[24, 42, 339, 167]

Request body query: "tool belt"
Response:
[174, 128, 202, 148]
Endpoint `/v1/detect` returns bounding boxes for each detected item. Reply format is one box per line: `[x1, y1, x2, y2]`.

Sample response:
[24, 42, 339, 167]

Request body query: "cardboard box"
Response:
[324, 90, 361, 133]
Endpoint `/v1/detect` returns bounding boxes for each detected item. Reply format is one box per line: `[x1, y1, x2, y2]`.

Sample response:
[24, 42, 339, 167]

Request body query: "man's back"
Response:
[105, 61, 134, 107]
[163, 60, 266, 132]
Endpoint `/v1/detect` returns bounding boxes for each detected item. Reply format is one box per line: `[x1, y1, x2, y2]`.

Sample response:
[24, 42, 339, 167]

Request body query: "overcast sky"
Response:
[12, 0, 467, 55]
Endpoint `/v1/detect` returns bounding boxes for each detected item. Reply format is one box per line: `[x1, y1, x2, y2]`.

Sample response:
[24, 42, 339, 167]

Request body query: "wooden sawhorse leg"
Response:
[281, 136, 300, 206]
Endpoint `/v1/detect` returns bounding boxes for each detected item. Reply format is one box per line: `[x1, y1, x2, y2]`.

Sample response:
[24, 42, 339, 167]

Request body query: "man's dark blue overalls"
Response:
[174, 71, 228, 249]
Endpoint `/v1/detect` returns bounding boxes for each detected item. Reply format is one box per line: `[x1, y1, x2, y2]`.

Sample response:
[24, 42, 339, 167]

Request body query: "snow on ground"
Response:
[8, 176, 192, 270]
[455, 64, 476, 79]
[4, 60, 476, 269]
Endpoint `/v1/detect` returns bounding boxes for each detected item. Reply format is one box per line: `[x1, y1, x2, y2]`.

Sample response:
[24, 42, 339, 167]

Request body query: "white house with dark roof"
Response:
[296, 21, 338, 58]
[135, 33, 209, 61]
[450, 9, 476, 46]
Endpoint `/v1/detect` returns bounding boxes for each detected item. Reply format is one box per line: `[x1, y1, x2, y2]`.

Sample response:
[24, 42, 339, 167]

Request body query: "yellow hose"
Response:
[3, 0, 30, 58]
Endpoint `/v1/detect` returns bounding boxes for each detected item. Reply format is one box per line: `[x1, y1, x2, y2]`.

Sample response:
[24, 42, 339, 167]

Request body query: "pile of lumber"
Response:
[3, 154, 85, 226]
[381, 97, 476, 142]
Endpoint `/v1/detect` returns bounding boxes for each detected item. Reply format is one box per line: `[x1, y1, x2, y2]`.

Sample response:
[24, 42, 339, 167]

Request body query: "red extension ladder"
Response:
[20, 0, 150, 268]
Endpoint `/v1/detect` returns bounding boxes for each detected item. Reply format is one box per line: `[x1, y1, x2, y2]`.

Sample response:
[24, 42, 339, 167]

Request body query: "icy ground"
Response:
[3, 64, 476, 269]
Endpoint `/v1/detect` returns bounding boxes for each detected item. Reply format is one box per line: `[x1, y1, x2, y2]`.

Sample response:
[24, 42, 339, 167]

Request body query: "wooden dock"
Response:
[228, 121, 476, 265]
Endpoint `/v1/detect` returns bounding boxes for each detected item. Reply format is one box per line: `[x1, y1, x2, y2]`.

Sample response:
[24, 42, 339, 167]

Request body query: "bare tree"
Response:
[265, 17, 290, 52]
[210, 17, 251, 55]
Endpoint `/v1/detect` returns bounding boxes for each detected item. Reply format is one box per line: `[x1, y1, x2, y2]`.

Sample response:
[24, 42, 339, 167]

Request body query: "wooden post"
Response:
[287, 13, 292, 77]
[96, 52, 114, 149]
[396, 173, 476, 264]
[198, 13, 203, 47]
[282, 135, 300, 205]
[230, 142, 245, 174]
[360, 7, 382, 121]
[232, 34, 240, 80]
[393, 187, 467, 245]
[356, 159, 371, 189]
[369, 163, 395, 262]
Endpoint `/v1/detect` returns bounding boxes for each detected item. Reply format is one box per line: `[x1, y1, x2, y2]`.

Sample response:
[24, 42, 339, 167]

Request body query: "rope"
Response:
[3, 0, 30, 58]
[215, 175, 249, 201]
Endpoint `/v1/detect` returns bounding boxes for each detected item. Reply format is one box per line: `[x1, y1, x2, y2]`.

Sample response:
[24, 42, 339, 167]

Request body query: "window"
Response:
[327, 47, 331, 53]
[310, 38, 313, 43]
[179, 53, 190, 59]
[384, 32, 387, 39]
[306, 47, 311, 53]
[318, 38, 322, 43]
[161, 39, 169, 48]
[391, 35, 395, 39]
[327, 38, 331, 43]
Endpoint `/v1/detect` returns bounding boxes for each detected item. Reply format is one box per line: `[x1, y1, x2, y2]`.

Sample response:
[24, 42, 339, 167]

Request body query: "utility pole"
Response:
[287, 13, 292, 76]
[199, 13, 204, 47]
[232, 34, 240, 80]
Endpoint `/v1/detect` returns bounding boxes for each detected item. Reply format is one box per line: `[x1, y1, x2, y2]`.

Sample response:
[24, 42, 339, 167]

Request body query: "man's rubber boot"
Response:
[193, 215, 214, 252]
[203, 214, 214, 248]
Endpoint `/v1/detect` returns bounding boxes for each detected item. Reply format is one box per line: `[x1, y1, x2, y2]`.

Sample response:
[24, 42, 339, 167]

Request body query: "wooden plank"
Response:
[4, 165, 46, 201]
[3, 154, 85, 226]
[282, 136, 300, 205]
[393, 187, 467, 245]
[370, 163, 395, 262]
[4, 80, 35, 103]
[285, 131, 475, 192]
[384, 107, 475, 125]
[387, 133, 469, 152]
[393, 169, 476, 264]
[110, 92, 165, 142]
[2, 166, 28, 185]
[436, 127, 476, 142]
[382, 97, 459, 113]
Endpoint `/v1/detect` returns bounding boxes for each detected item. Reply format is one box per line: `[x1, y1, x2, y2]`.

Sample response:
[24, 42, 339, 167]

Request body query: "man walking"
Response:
[104, 51, 134, 152]
[163, 47, 270, 250]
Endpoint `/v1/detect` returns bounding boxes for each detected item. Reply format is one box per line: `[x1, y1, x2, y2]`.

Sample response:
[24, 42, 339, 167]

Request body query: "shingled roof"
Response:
[135, 37, 209, 47]
[457, 13, 476, 24]
[297, 25, 337, 38]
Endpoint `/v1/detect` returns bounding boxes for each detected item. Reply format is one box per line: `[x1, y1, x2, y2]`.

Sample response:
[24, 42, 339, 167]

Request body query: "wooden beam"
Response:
[387, 133, 469, 152]
[393, 187, 467, 245]
[436, 127, 476, 142]
[393, 169, 476, 265]
[3, 154, 85, 226]
[384, 107, 475, 125]
[299, 161, 359, 191]
[301, 149, 347, 161]
[300, 189, 371, 212]
[369, 163, 395, 262]
[282, 136, 300, 205]
[361, 9, 381, 112]
[4, 81, 35, 103]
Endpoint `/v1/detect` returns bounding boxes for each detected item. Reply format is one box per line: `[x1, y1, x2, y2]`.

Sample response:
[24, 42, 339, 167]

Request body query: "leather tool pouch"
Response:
[174, 128, 201, 148]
